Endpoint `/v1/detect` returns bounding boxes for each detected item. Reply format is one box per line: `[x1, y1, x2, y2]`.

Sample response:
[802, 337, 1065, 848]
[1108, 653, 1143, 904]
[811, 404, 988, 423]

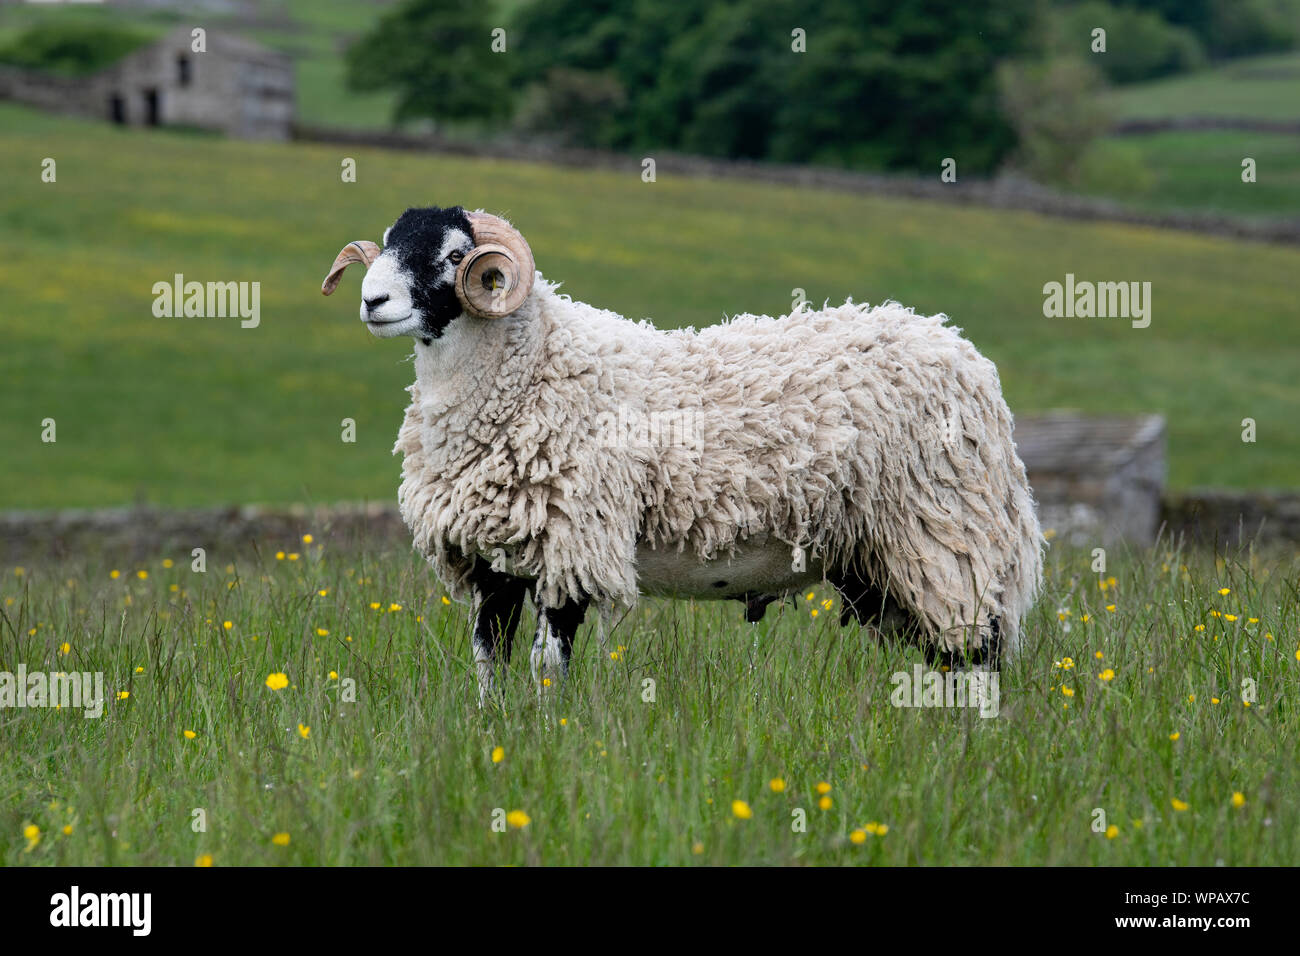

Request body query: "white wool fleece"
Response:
[394, 278, 1044, 655]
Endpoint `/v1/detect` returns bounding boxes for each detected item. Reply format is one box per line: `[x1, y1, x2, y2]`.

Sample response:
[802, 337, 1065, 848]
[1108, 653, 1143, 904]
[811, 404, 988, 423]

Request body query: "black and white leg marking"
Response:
[926, 616, 1004, 672]
[530, 595, 590, 689]
[468, 562, 530, 706]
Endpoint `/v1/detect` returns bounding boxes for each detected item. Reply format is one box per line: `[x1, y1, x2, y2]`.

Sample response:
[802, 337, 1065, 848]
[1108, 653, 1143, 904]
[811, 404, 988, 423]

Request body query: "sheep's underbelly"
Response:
[635, 538, 825, 600]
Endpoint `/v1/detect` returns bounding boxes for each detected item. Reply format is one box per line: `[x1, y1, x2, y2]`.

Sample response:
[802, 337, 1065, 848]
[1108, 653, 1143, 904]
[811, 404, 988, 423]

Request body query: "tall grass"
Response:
[2, 537, 1296, 865]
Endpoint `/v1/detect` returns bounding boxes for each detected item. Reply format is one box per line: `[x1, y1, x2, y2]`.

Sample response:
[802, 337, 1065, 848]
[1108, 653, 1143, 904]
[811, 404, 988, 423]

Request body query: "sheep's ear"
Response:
[456, 214, 535, 318]
[321, 240, 381, 295]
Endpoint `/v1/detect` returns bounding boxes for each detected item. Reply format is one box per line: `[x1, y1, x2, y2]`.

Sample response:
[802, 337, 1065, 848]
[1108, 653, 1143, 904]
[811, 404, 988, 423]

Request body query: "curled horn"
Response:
[455, 212, 535, 319]
[321, 240, 381, 295]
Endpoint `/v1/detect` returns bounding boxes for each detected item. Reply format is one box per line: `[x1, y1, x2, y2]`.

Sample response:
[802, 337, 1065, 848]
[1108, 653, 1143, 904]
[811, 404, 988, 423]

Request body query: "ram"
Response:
[323, 206, 1043, 701]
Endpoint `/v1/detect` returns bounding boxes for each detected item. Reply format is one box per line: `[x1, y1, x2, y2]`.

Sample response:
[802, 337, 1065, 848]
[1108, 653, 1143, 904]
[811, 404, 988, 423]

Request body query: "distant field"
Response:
[1064, 52, 1300, 220]
[3, 2, 1297, 224]
[2, 542, 1297, 865]
[1106, 52, 1300, 122]
[1078, 129, 1300, 219]
[1, 101, 1299, 509]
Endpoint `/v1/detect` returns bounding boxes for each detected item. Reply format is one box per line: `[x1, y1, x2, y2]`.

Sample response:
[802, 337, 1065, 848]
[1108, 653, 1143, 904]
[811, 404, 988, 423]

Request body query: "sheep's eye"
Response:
[448, 250, 464, 265]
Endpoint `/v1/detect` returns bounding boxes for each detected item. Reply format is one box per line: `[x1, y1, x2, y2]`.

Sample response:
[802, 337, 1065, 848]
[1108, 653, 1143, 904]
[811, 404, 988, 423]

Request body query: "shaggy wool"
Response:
[394, 279, 1044, 655]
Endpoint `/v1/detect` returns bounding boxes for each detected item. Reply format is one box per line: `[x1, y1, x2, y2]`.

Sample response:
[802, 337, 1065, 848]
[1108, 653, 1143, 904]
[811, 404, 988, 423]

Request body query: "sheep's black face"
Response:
[359, 206, 476, 342]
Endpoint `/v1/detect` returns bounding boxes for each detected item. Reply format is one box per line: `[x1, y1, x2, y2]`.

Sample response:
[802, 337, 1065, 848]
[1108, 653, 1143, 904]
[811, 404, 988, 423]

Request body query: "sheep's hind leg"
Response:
[530, 596, 590, 691]
[927, 616, 1003, 672]
[831, 564, 922, 639]
[468, 563, 530, 707]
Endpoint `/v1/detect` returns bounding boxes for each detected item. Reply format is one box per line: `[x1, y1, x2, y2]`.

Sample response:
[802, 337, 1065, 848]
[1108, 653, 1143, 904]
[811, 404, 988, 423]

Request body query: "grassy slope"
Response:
[1, 544, 1296, 865]
[1075, 52, 1300, 219]
[1080, 129, 1300, 218]
[1106, 52, 1300, 122]
[2, 102, 1299, 509]
[3, 3, 1295, 221]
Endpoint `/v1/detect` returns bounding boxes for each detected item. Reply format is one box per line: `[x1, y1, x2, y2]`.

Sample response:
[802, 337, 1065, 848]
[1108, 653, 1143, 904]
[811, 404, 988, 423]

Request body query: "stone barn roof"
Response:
[1015, 412, 1167, 546]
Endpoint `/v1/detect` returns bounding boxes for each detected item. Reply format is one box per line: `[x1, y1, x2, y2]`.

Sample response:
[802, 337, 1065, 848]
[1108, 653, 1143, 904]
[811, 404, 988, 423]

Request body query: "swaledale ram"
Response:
[322, 206, 1043, 701]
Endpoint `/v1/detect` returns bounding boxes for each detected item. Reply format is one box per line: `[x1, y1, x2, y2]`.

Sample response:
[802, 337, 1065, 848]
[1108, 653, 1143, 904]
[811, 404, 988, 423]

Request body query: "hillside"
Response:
[1072, 51, 1300, 219]
[2, 103, 1298, 508]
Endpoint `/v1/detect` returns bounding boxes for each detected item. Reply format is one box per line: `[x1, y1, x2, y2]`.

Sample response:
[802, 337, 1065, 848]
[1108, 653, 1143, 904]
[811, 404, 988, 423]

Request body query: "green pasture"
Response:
[1106, 52, 1300, 122]
[1, 541, 1296, 865]
[2, 103, 1298, 508]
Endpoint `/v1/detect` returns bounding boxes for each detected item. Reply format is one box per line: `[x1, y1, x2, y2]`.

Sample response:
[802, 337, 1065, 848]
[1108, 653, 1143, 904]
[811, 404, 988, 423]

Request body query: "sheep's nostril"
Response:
[363, 293, 390, 311]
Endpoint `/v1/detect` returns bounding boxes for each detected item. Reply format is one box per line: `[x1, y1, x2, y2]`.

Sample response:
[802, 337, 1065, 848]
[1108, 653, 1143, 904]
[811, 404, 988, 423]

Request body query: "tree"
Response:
[512, 0, 1042, 174]
[346, 0, 512, 127]
[997, 56, 1111, 183]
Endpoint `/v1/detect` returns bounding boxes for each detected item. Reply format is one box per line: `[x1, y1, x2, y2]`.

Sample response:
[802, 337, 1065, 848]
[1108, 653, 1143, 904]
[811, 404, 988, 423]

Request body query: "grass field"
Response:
[2, 102, 1299, 509]
[1106, 52, 1300, 123]
[1078, 130, 1300, 219]
[3, 2, 1297, 221]
[1072, 51, 1300, 219]
[2, 540, 1297, 865]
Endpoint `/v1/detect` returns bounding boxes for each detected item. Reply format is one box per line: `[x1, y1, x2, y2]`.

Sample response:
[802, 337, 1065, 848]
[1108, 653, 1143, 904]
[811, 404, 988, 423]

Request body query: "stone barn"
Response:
[1015, 412, 1167, 547]
[0, 26, 293, 140]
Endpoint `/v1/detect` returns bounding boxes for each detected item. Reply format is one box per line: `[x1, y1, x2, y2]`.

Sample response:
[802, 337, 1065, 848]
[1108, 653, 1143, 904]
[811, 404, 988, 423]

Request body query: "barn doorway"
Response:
[109, 94, 126, 124]
[142, 88, 160, 126]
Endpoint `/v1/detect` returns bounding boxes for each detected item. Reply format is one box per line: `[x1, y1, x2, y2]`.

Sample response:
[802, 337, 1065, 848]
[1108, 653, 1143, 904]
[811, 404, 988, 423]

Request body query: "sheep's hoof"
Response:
[529, 648, 567, 694]
[927, 617, 1003, 671]
[476, 678, 506, 712]
[741, 592, 776, 623]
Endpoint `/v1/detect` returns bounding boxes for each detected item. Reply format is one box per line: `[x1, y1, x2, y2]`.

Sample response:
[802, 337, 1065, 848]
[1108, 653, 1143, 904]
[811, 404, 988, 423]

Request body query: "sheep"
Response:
[322, 205, 1044, 701]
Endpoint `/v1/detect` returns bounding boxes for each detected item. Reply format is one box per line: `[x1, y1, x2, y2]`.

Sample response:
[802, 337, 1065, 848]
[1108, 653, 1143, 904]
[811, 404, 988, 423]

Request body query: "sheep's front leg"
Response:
[468, 563, 530, 707]
[530, 596, 590, 690]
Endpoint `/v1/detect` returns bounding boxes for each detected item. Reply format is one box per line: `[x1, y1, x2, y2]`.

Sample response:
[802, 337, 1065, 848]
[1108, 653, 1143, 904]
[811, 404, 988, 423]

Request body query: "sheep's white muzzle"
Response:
[359, 253, 420, 337]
